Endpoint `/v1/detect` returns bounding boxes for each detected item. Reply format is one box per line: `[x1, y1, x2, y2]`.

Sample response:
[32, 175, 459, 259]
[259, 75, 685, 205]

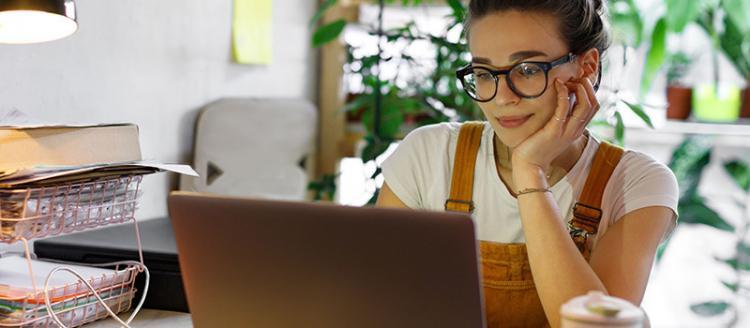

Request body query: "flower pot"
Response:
[692, 83, 742, 123]
[741, 85, 750, 119]
[666, 86, 692, 120]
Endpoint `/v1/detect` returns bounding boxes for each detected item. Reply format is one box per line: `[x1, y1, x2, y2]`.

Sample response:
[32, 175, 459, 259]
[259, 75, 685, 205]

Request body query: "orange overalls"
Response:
[444, 122, 624, 327]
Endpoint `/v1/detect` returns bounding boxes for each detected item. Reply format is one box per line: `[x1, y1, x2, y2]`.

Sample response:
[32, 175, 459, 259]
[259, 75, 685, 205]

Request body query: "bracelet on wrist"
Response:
[516, 187, 552, 196]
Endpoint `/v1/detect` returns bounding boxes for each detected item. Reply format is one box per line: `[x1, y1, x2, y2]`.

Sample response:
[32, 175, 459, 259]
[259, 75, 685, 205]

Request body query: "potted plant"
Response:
[661, 136, 750, 324]
[713, 0, 750, 119]
[743, 84, 750, 119]
[637, 0, 749, 122]
[665, 52, 693, 120]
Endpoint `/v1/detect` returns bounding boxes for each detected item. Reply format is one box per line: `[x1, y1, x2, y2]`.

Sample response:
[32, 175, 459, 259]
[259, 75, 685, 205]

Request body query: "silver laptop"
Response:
[168, 191, 485, 328]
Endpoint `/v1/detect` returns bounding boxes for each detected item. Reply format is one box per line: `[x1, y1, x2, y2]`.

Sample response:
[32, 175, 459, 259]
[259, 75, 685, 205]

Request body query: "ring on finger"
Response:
[571, 116, 587, 123]
[554, 116, 567, 122]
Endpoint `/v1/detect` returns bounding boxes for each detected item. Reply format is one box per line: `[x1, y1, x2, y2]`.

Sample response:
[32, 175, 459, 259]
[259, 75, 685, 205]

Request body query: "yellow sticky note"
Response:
[233, 0, 272, 64]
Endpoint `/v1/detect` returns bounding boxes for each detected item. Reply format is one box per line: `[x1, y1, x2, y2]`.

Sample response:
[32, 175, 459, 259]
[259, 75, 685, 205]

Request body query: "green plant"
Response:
[308, 173, 338, 201]
[311, 0, 479, 204]
[719, 1, 750, 78]
[662, 136, 750, 323]
[638, 0, 750, 97]
[665, 52, 692, 86]
[608, 0, 644, 49]
[587, 0, 656, 145]
[634, 0, 700, 97]
[662, 137, 731, 249]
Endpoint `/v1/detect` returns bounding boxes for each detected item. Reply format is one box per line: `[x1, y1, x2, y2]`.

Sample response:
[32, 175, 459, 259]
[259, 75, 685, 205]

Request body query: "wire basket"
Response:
[0, 175, 143, 243]
[0, 262, 139, 327]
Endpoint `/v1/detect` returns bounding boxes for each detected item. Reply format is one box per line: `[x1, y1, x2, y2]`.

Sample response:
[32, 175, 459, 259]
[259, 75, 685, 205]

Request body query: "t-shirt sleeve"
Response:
[380, 124, 445, 209]
[605, 151, 679, 238]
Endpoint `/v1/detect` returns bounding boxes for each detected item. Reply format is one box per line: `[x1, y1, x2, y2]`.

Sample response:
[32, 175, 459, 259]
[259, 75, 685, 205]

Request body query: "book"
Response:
[0, 160, 197, 188]
[0, 124, 142, 172]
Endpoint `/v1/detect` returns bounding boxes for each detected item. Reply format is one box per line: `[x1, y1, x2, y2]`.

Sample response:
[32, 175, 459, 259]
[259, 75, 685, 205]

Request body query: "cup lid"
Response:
[560, 291, 644, 324]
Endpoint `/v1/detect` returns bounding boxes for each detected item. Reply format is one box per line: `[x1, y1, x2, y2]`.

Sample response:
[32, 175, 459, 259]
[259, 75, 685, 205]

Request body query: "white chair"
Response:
[179, 98, 317, 201]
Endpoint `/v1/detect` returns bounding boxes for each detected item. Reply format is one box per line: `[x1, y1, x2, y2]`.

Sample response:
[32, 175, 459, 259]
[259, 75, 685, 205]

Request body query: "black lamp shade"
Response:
[0, 0, 77, 44]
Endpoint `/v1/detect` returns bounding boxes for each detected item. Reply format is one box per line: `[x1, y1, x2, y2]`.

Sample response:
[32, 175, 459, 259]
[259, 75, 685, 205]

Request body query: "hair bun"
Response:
[592, 0, 605, 12]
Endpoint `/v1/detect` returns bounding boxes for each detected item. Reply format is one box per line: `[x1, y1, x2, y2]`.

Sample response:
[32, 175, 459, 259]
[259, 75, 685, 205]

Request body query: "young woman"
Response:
[376, 0, 678, 326]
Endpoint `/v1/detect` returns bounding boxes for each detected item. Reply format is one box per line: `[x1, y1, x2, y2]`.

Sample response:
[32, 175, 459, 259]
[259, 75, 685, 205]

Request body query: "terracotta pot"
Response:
[666, 86, 692, 120]
[741, 84, 750, 119]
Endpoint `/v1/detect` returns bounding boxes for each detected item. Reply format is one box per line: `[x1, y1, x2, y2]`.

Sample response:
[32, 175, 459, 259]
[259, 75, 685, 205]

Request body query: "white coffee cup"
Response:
[560, 291, 644, 328]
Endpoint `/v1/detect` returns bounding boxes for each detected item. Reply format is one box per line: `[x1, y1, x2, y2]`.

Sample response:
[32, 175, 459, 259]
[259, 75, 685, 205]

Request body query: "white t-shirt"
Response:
[381, 122, 679, 246]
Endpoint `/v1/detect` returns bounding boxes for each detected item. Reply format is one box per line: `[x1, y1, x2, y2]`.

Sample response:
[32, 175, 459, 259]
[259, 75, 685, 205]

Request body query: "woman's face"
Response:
[468, 10, 582, 148]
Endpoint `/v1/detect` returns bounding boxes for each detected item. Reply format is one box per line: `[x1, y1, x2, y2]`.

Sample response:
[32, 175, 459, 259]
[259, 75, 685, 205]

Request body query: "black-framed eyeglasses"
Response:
[456, 53, 577, 102]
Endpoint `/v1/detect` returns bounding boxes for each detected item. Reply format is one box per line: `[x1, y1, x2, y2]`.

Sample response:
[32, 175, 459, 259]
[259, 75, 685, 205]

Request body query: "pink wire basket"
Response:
[0, 174, 148, 327]
[0, 175, 143, 243]
[0, 262, 139, 327]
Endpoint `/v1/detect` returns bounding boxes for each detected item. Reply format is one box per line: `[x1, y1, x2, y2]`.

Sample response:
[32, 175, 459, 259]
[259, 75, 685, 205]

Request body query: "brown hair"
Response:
[465, 0, 611, 57]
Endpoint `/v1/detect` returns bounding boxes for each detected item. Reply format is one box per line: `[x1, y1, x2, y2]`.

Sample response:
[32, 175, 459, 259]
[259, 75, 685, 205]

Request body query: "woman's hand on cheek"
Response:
[510, 74, 600, 176]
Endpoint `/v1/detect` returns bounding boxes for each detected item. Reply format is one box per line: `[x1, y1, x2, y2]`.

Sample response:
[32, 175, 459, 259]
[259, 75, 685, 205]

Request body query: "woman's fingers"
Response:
[552, 79, 570, 130]
[581, 72, 599, 112]
[580, 69, 600, 113]
[564, 81, 591, 133]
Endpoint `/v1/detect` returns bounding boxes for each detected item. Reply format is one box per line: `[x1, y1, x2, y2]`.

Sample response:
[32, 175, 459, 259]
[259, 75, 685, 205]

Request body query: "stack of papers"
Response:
[0, 160, 197, 189]
[0, 180, 142, 241]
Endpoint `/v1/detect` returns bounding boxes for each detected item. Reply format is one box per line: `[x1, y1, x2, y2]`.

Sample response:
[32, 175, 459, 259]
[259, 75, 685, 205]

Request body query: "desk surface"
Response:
[84, 309, 192, 327]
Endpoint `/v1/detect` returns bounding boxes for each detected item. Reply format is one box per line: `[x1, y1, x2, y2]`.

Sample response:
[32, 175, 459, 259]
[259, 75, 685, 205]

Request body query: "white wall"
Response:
[0, 0, 318, 220]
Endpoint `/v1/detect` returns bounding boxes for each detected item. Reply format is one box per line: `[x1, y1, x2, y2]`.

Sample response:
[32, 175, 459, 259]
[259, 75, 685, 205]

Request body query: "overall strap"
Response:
[444, 122, 485, 213]
[570, 141, 625, 260]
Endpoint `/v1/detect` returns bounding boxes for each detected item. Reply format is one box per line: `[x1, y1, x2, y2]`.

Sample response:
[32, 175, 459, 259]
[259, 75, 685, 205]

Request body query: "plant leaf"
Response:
[722, 281, 739, 292]
[666, 0, 702, 33]
[690, 301, 730, 317]
[668, 137, 712, 200]
[588, 119, 611, 127]
[446, 0, 466, 20]
[312, 19, 346, 48]
[718, 10, 750, 77]
[641, 17, 667, 98]
[723, 160, 750, 191]
[343, 93, 372, 113]
[361, 136, 392, 163]
[739, 242, 750, 273]
[678, 198, 734, 232]
[722, 0, 750, 33]
[395, 97, 423, 114]
[362, 91, 406, 139]
[720, 256, 750, 271]
[608, 0, 644, 46]
[613, 111, 625, 146]
[740, 241, 750, 256]
[307, 173, 338, 201]
[622, 100, 654, 128]
[310, 0, 338, 27]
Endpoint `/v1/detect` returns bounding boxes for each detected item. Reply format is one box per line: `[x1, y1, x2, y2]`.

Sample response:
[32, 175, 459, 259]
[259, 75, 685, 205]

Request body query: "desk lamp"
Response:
[0, 0, 77, 44]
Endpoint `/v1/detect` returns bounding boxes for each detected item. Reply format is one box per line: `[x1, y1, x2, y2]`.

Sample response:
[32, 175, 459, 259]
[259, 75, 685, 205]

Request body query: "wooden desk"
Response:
[84, 309, 192, 327]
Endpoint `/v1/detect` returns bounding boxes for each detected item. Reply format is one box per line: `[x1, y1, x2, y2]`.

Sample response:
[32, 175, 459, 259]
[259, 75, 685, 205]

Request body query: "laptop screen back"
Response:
[168, 192, 484, 328]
